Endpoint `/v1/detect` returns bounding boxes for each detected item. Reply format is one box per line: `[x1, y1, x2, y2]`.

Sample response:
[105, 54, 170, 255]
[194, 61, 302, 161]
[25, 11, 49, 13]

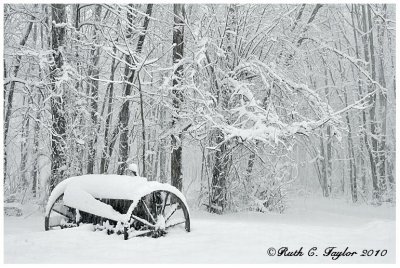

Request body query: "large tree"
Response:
[170, 4, 186, 191]
[117, 4, 153, 175]
[49, 4, 67, 191]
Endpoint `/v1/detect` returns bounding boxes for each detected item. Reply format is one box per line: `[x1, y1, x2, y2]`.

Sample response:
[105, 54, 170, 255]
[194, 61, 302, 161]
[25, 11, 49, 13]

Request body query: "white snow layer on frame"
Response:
[45, 174, 189, 223]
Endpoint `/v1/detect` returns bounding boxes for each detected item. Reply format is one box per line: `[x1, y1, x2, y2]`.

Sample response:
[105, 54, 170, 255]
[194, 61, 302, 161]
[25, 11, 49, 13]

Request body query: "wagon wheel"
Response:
[124, 190, 190, 240]
[45, 194, 77, 231]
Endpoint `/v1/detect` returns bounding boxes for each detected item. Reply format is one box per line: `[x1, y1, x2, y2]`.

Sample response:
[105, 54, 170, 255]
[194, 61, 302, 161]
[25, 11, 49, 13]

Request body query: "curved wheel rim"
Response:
[45, 194, 77, 231]
[126, 190, 190, 238]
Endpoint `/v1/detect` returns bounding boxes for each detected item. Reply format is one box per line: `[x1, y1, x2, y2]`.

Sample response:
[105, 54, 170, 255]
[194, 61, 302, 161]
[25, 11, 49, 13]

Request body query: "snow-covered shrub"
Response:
[250, 165, 293, 213]
[4, 203, 23, 217]
[217, 141, 295, 214]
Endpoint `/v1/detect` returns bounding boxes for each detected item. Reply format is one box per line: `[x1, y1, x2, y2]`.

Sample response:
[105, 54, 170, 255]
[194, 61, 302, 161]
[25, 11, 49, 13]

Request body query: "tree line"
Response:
[3, 4, 395, 212]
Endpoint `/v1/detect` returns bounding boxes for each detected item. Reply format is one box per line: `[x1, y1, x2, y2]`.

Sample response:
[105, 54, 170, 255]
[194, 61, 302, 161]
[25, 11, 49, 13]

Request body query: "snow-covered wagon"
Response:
[44, 174, 190, 239]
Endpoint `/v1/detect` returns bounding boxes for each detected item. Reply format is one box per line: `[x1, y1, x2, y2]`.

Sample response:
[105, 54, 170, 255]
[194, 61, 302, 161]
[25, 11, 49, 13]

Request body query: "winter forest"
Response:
[4, 2, 396, 210]
[2, 3, 397, 263]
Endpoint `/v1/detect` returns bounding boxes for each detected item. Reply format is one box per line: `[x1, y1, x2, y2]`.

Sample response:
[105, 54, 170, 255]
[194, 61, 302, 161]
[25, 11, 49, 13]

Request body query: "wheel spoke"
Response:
[124, 191, 189, 237]
[52, 209, 73, 220]
[161, 192, 170, 215]
[128, 229, 153, 238]
[141, 199, 156, 224]
[153, 192, 163, 215]
[166, 218, 186, 229]
[52, 205, 73, 220]
[130, 213, 155, 229]
[165, 203, 179, 222]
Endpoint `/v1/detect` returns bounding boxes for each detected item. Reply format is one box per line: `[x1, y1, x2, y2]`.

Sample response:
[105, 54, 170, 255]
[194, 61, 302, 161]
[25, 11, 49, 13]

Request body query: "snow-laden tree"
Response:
[3, 4, 395, 212]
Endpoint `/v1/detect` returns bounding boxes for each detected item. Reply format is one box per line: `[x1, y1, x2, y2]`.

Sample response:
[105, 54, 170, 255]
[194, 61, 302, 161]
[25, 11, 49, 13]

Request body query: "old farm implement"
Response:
[45, 175, 190, 239]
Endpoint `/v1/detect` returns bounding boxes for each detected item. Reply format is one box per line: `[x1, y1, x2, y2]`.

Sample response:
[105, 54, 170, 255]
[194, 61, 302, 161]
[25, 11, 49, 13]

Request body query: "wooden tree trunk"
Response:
[376, 4, 388, 198]
[352, 5, 379, 200]
[31, 94, 41, 196]
[383, 5, 395, 192]
[159, 106, 167, 183]
[100, 45, 117, 174]
[344, 85, 358, 202]
[245, 150, 256, 182]
[68, 3, 86, 177]
[117, 4, 153, 175]
[323, 64, 332, 197]
[290, 4, 306, 31]
[211, 134, 229, 213]
[244, 97, 269, 192]
[336, 43, 358, 202]
[297, 4, 323, 45]
[360, 4, 379, 201]
[116, 5, 136, 175]
[210, 4, 238, 213]
[351, 4, 367, 196]
[138, 77, 146, 177]
[319, 132, 329, 197]
[19, 104, 30, 187]
[3, 16, 34, 184]
[31, 8, 45, 196]
[87, 4, 102, 174]
[171, 4, 185, 191]
[49, 4, 67, 192]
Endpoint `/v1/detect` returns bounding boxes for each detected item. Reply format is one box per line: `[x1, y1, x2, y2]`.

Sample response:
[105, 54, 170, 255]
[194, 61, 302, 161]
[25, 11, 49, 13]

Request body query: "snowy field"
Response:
[4, 197, 396, 263]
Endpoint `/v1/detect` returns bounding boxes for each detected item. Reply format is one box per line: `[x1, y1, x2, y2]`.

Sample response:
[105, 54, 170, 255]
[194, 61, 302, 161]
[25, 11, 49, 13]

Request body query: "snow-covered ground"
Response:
[3, 197, 395, 263]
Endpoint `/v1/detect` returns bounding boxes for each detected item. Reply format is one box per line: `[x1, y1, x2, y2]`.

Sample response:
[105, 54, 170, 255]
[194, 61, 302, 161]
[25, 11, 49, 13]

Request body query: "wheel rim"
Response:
[125, 190, 190, 238]
[45, 194, 77, 231]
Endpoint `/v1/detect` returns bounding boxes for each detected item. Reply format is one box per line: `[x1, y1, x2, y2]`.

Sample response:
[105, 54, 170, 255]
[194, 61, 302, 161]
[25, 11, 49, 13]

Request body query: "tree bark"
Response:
[319, 132, 329, 197]
[290, 4, 306, 31]
[87, 4, 102, 174]
[32, 7, 45, 197]
[100, 45, 118, 174]
[376, 4, 388, 198]
[159, 106, 167, 183]
[19, 105, 30, 187]
[210, 4, 238, 213]
[117, 4, 153, 175]
[297, 4, 323, 45]
[3, 15, 34, 183]
[351, 4, 367, 196]
[49, 4, 67, 192]
[171, 4, 185, 191]
[360, 4, 379, 201]
[31, 94, 41, 196]
[138, 76, 146, 177]
[323, 64, 332, 197]
[343, 83, 358, 202]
